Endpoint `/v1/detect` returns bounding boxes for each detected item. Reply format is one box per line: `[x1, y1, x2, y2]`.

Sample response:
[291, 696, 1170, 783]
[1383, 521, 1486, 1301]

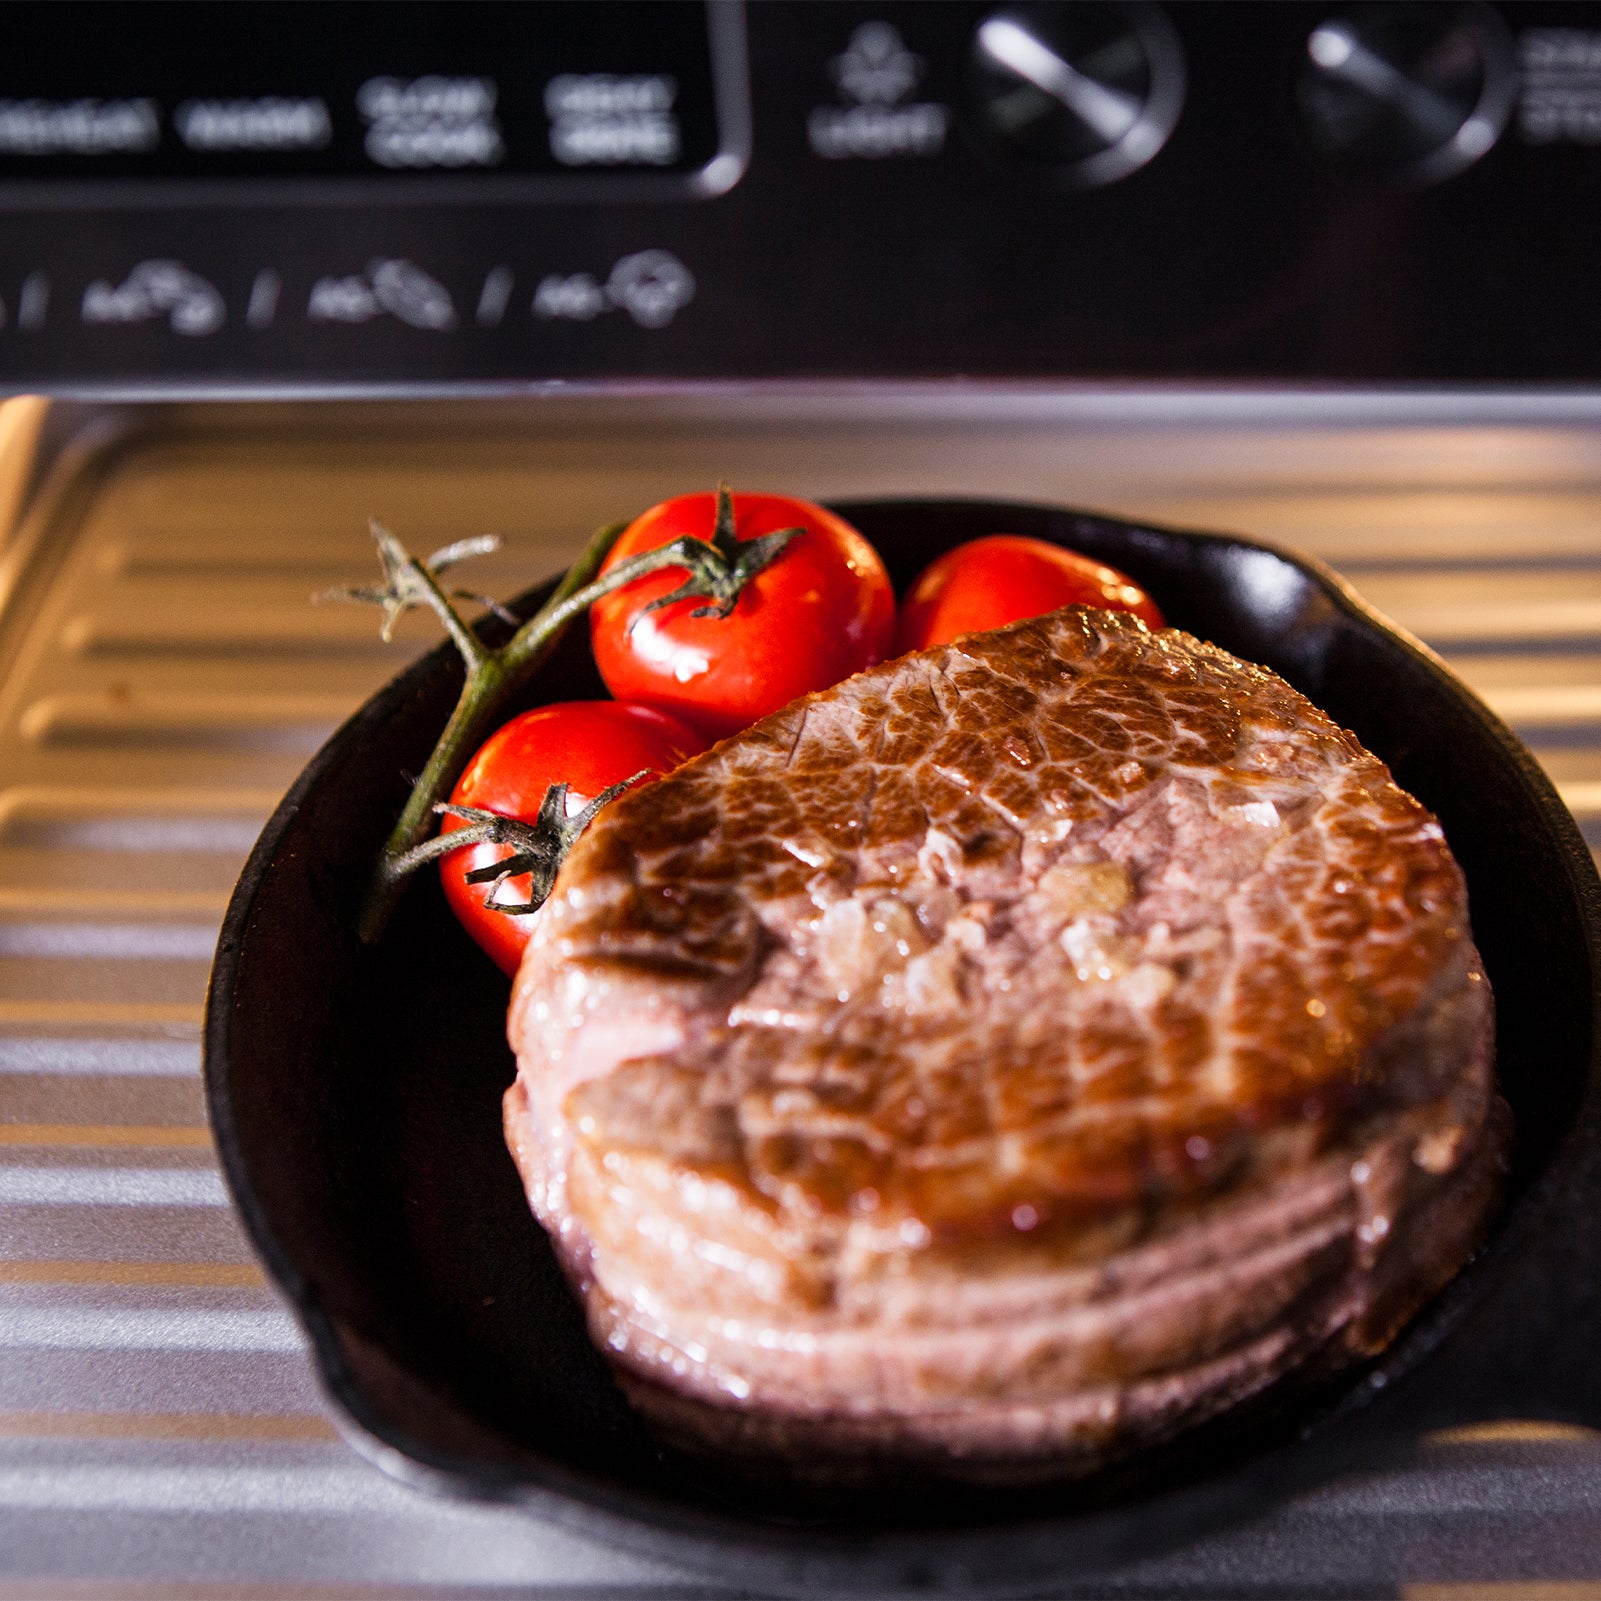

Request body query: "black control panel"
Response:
[0, 0, 1599, 388]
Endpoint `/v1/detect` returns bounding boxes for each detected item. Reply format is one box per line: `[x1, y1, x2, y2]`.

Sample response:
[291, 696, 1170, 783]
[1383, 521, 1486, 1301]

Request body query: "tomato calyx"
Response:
[629, 481, 802, 628]
[433, 770, 651, 915]
[388, 769, 652, 918]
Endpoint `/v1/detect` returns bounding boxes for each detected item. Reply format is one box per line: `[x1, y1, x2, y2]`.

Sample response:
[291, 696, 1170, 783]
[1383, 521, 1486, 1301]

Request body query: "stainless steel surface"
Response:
[3, 390, 1601, 1596]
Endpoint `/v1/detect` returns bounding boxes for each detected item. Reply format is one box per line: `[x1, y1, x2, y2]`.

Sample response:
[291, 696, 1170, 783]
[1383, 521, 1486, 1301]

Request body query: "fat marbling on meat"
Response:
[505, 606, 1506, 1480]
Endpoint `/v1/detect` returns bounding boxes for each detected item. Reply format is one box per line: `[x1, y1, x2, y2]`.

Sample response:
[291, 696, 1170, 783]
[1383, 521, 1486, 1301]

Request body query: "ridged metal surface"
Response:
[2, 393, 1601, 1597]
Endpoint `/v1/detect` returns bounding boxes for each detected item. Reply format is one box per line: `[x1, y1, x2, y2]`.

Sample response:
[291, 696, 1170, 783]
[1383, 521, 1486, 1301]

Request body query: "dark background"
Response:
[0, 0, 1598, 389]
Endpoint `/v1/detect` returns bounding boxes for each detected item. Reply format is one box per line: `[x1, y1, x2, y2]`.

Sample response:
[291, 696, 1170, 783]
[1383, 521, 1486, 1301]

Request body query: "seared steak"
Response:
[506, 607, 1505, 1480]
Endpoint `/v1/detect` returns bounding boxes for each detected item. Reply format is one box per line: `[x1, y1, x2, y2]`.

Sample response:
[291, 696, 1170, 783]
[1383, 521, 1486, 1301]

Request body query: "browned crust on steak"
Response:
[505, 606, 1506, 1479]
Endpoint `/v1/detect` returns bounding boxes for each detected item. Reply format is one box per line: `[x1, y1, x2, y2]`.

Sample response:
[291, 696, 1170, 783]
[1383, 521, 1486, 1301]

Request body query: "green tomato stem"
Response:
[357, 519, 628, 944]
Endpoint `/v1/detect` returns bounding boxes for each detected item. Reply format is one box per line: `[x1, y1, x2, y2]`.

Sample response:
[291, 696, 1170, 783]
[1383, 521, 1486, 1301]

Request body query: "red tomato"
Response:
[589, 490, 896, 740]
[895, 535, 1165, 654]
[439, 700, 708, 975]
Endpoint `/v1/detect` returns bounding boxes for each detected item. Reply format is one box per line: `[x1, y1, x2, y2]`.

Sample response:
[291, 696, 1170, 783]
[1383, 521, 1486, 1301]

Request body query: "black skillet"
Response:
[205, 499, 1601, 1597]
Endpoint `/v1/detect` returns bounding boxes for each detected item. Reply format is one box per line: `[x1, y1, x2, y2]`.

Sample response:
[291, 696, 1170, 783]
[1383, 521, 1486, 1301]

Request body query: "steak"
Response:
[505, 606, 1506, 1480]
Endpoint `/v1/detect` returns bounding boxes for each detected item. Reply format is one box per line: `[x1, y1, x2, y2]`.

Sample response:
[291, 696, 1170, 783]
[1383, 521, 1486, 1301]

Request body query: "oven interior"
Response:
[3, 391, 1601, 1592]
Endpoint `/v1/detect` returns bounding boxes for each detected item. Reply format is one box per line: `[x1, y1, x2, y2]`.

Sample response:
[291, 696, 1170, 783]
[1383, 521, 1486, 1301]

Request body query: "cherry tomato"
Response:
[895, 535, 1165, 654]
[589, 490, 896, 740]
[439, 700, 709, 975]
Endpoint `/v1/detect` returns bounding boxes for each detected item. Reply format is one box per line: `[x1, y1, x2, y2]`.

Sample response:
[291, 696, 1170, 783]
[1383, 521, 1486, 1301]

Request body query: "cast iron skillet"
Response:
[206, 500, 1601, 1597]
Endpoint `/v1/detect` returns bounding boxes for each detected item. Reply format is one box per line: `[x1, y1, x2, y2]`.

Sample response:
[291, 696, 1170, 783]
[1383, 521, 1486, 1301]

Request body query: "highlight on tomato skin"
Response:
[589, 490, 897, 741]
[895, 535, 1166, 655]
[438, 700, 710, 975]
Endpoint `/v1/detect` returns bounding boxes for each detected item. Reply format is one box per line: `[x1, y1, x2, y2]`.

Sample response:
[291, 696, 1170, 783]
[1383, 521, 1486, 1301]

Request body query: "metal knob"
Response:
[1297, 3, 1515, 182]
[966, 3, 1186, 187]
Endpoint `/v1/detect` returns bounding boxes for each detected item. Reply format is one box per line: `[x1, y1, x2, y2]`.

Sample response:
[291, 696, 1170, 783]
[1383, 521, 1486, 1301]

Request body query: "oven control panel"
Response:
[0, 3, 745, 202]
[0, 0, 1597, 388]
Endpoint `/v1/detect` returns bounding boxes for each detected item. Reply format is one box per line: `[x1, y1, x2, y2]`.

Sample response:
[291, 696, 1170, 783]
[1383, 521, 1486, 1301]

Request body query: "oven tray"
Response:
[204, 498, 1601, 1597]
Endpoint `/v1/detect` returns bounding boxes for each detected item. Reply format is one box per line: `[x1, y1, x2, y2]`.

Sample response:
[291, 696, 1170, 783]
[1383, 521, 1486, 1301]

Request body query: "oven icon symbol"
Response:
[533, 249, 695, 330]
[80, 260, 226, 336]
[604, 249, 694, 328]
[829, 21, 925, 105]
[306, 258, 458, 331]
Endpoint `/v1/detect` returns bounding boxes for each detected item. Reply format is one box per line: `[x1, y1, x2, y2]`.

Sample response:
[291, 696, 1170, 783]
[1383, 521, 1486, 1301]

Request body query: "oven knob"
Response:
[1297, 2, 1515, 182]
[966, 2, 1186, 187]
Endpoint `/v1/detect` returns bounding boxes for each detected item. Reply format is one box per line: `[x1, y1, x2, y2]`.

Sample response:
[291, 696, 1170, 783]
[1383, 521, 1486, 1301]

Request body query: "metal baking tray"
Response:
[8, 392, 1601, 1593]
